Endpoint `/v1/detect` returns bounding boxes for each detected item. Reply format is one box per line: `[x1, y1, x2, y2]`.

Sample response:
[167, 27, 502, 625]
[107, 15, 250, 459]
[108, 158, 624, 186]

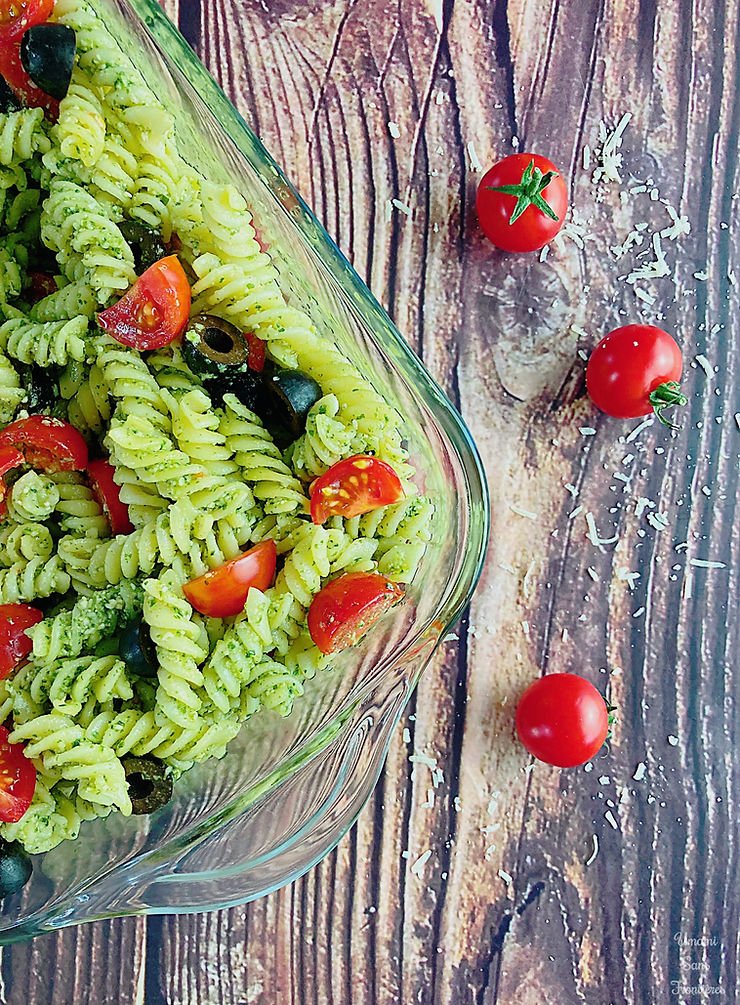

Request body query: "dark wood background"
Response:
[4, 0, 739, 1001]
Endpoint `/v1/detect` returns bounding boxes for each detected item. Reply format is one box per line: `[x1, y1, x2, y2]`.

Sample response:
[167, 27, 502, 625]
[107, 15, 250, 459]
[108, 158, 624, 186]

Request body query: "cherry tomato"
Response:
[27, 271, 57, 303]
[310, 455, 404, 525]
[86, 458, 133, 536]
[0, 725, 35, 823]
[515, 673, 610, 768]
[97, 256, 191, 351]
[0, 0, 58, 116]
[586, 325, 685, 427]
[183, 540, 277, 618]
[476, 153, 567, 253]
[308, 572, 404, 654]
[0, 415, 88, 471]
[0, 603, 42, 679]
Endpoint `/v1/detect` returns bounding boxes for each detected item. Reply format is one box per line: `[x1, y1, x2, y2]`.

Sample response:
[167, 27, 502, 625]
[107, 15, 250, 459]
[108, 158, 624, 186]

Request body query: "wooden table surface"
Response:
[4, 0, 739, 1001]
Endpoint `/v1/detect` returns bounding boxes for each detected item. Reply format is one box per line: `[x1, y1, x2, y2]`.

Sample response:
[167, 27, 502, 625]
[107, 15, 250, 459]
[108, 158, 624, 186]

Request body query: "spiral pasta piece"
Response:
[0, 521, 53, 566]
[143, 569, 208, 728]
[7, 471, 60, 523]
[219, 394, 308, 514]
[166, 388, 237, 477]
[148, 345, 203, 396]
[61, 362, 112, 435]
[10, 712, 132, 812]
[95, 335, 170, 430]
[40, 179, 136, 299]
[54, 66, 107, 167]
[0, 777, 83, 853]
[11, 655, 133, 718]
[51, 472, 109, 537]
[0, 555, 70, 602]
[0, 314, 88, 367]
[30, 278, 98, 321]
[129, 151, 180, 240]
[288, 394, 357, 478]
[0, 109, 50, 165]
[0, 247, 23, 309]
[0, 350, 24, 421]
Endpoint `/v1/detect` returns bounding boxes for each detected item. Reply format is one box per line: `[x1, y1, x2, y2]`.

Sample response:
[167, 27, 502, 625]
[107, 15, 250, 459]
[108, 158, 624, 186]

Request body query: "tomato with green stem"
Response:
[476, 153, 567, 253]
[586, 324, 686, 427]
[97, 256, 191, 351]
[515, 673, 611, 768]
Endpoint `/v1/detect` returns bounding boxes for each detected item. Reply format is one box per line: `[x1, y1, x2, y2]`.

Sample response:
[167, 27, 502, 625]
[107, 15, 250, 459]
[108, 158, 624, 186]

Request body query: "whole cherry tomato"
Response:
[515, 673, 610, 768]
[476, 153, 567, 253]
[586, 324, 685, 427]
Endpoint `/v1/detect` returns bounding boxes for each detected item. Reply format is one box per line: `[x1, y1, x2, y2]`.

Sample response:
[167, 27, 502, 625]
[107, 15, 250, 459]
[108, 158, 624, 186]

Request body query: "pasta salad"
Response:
[0, 0, 433, 892]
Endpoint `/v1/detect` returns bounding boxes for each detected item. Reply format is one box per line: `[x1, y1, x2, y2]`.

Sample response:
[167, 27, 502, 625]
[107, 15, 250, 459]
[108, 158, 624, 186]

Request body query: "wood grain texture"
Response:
[4, 0, 739, 1002]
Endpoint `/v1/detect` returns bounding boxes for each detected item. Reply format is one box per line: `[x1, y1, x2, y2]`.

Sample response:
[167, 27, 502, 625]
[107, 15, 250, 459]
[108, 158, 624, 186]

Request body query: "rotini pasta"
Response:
[0, 0, 433, 862]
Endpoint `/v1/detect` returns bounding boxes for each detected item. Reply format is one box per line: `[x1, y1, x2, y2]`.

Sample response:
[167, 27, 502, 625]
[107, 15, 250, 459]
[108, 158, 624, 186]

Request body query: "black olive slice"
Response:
[182, 315, 248, 379]
[260, 367, 322, 445]
[122, 756, 173, 815]
[20, 24, 76, 101]
[119, 620, 158, 678]
[118, 221, 168, 274]
[0, 75, 20, 113]
[18, 364, 58, 414]
[0, 839, 32, 898]
[203, 368, 262, 410]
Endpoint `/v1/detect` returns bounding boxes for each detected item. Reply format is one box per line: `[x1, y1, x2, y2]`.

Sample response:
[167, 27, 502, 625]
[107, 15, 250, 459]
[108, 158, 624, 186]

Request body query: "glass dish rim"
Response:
[0, 0, 491, 939]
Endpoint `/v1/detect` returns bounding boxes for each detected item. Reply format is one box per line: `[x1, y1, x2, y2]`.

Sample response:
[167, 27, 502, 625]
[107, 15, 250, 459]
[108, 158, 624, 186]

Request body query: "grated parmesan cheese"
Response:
[633, 762, 646, 781]
[391, 198, 411, 216]
[388, 121, 401, 138]
[498, 869, 513, 886]
[585, 834, 599, 866]
[626, 233, 670, 284]
[411, 850, 432, 877]
[509, 504, 538, 521]
[694, 353, 713, 377]
[466, 141, 482, 172]
[646, 511, 669, 531]
[592, 112, 631, 185]
[604, 810, 619, 830]
[689, 558, 726, 569]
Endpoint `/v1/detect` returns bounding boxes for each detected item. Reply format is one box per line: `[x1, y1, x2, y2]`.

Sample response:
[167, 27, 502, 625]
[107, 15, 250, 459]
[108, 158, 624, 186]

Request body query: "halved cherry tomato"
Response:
[308, 572, 404, 654]
[0, 0, 58, 116]
[515, 673, 610, 768]
[183, 540, 277, 618]
[0, 603, 42, 679]
[0, 725, 35, 823]
[27, 271, 57, 303]
[0, 415, 88, 471]
[586, 325, 686, 427]
[310, 456, 404, 525]
[476, 153, 567, 253]
[87, 458, 133, 536]
[246, 331, 265, 372]
[98, 256, 191, 351]
[0, 446, 22, 505]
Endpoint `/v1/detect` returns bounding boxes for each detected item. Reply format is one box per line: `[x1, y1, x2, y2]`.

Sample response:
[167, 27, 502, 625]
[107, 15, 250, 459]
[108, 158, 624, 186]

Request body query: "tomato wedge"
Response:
[246, 331, 265, 372]
[87, 458, 133, 536]
[0, 603, 42, 679]
[182, 541, 277, 617]
[0, 0, 58, 116]
[0, 725, 35, 823]
[310, 456, 404, 525]
[307, 572, 404, 654]
[0, 445, 22, 504]
[97, 256, 191, 351]
[0, 415, 88, 471]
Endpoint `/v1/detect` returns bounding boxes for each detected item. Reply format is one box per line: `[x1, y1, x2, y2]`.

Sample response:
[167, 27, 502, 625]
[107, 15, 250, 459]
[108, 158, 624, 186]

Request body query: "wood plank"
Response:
[3, 1, 738, 1002]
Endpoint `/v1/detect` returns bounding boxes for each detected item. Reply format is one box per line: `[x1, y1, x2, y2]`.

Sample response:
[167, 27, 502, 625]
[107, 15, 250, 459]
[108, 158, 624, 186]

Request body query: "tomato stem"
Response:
[486, 159, 560, 225]
[605, 701, 617, 742]
[648, 381, 687, 428]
